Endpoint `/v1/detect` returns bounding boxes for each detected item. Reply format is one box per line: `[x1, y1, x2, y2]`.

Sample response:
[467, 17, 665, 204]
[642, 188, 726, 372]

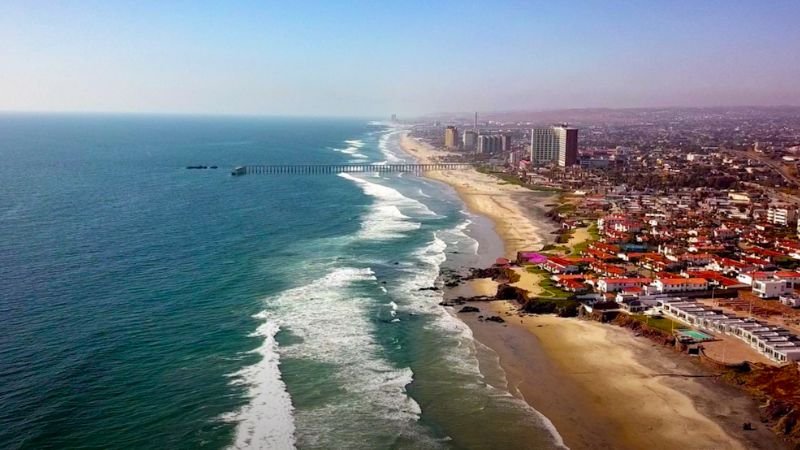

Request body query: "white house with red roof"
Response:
[776, 271, 800, 287]
[652, 277, 709, 293]
[540, 256, 580, 274]
[597, 277, 651, 293]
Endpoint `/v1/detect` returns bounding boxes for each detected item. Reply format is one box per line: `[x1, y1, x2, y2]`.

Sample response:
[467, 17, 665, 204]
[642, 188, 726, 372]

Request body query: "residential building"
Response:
[597, 277, 651, 293]
[753, 279, 792, 298]
[652, 278, 709, 293]
[779, 294, 800, 308]
[658, 299, 800, 363]
[767, 204, 797, 227]
[444, 126, 460, 149]
[530, 125, 578, 167]
[500, 134, 512, 152]
[463, 130, 478, 151]
[477, 134, 501, 154]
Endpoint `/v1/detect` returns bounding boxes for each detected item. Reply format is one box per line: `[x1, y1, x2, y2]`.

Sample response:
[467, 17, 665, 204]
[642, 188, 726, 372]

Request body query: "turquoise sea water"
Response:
[0, 115, 563, 449]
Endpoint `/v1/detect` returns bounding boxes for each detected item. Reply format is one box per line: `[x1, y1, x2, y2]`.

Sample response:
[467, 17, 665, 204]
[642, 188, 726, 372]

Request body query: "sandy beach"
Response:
[400, 132, 786, 449]
[399, 133, 559, 257]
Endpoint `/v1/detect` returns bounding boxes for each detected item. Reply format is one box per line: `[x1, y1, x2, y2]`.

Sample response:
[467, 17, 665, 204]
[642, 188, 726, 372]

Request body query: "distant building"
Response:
[444, 126, 460, 149]
[477, 134, 501, 154]
[579, 158, 611, 169]
[390, 114, 397, 122]
[767, 204, 797, 227]
[500, 134, 512, 152]
[463, 130, 478, 151]
[530, 125, 578, 167]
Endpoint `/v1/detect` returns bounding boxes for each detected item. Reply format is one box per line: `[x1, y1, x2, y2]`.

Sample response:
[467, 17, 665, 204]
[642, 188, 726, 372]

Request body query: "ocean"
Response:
[0, 114, 564, 449]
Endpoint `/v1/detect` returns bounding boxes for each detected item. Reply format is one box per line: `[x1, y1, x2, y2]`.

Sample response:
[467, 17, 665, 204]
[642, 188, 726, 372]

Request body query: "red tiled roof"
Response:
[599, 277, 651, 284]
[657, 277, 708, 285]
[776, 271, 800, 278]
[689, 270, 744, 287]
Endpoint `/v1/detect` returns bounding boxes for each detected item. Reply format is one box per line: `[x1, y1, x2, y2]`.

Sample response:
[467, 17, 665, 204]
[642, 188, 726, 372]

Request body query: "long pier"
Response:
[230, 163, 474, 176]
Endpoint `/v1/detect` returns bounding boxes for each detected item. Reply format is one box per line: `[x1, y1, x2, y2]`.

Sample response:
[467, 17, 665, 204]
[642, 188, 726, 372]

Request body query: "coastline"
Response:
[399, 132, 785, 449]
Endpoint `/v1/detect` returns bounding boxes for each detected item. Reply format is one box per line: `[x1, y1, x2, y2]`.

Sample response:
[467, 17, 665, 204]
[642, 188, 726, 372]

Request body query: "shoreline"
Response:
[398, 132, 785, 449]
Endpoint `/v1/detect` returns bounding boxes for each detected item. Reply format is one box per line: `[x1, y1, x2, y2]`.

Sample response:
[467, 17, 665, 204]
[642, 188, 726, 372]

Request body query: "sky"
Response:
[1, 0, 799, 117]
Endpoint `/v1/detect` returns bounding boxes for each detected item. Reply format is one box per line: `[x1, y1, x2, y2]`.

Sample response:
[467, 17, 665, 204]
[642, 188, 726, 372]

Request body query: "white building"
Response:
[753, 279, 791, 299]
[659, 299, 800, 363]
[779, 294, 800, 308]
[477, 134, 501, 154]
[767, 204, 797, 227]
[597, 277, 651, 293]
[530, 125, 578, 167]
[463, 130, 478, 151]
[652, 278, 709, 293]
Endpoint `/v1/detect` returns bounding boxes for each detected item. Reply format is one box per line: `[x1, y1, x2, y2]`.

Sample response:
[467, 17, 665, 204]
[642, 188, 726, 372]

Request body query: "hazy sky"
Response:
[1, 0, 799, 116]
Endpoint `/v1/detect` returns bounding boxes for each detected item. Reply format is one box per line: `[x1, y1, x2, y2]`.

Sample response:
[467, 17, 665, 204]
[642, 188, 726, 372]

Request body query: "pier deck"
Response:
[230, 163, 473, 176]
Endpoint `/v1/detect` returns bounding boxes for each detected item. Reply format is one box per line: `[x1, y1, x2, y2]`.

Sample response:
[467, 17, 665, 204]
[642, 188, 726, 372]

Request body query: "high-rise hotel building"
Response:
[530, 125, 578, 166]
[463, 130, 478, 151]
[477, 134, 502, 154]
[444, 126, 460, 149]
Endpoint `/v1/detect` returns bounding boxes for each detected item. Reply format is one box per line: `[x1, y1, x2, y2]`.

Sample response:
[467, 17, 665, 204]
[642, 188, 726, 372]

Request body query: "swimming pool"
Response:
[677, 329, 714, 341]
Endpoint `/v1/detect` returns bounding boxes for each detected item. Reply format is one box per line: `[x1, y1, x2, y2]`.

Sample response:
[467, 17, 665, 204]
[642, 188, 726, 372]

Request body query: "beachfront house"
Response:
[597, 277, 651, 293]
[779, 294, 800, 308]
[540, 256, 581, 274]
[753, 279, 792, 299]
[658, 299, 800, 363]
[652, 277, 709, 293]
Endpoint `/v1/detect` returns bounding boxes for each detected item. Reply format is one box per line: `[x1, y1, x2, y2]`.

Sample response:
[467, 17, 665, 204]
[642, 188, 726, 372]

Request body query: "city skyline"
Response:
[1, 0, 799, 116]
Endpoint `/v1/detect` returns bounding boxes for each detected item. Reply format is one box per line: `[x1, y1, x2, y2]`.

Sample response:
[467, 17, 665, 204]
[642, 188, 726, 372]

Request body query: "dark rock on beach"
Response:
[458, 306, 480, 313]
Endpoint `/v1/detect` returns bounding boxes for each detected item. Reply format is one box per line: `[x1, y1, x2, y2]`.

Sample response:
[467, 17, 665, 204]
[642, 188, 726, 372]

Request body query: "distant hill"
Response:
[421, 106, 800, 126]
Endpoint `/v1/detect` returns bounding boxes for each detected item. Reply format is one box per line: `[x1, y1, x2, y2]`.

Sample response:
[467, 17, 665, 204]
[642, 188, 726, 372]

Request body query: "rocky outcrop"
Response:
[521, 298, 579, 317]
[458, 306, 480, 313]
[418, 286, 440, 291]
[439, 296, 493, 307]
[495, 283, 528, 302]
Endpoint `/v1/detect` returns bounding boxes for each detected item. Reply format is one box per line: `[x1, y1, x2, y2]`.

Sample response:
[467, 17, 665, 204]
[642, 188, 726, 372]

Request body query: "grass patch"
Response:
[554, 203, 576, 214]
[571, 237, 591, 256]
[571, 222, 599, 255]
[524, 266, 572, 298]
[587, 221, 600, 240]
[630, 314, 681, 334]
[476, 166, 564, 192]
[541, 243, 570, 253]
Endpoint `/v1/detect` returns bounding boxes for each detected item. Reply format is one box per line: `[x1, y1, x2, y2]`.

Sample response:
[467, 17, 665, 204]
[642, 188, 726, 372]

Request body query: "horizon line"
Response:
[2, 103, 800, 120]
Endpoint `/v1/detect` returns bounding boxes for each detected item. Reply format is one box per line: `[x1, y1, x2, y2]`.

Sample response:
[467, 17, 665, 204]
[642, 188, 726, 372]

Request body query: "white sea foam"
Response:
[385, 216, 569, 449]
[262, 267, 424, 447]
[332, 146, 360, 155]
[344, 139, 365, 148]
[378, 131, 404, 163]
[338, 172, 440, 240]
[224, 321, 296, 450]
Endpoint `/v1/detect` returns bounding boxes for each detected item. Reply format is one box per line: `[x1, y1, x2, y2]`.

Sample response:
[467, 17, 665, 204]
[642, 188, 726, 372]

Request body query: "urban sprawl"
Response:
[409, 107, 800, 365]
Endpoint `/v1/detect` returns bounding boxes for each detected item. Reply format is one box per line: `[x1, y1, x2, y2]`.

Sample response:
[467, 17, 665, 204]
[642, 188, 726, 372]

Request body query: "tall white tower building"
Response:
[530, 125, 578, 167]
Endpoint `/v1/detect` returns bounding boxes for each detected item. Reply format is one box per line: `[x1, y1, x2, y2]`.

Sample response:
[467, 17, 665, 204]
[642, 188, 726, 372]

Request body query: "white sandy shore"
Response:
[399, 133, 557, 257]
[399, 132, 783, 449]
